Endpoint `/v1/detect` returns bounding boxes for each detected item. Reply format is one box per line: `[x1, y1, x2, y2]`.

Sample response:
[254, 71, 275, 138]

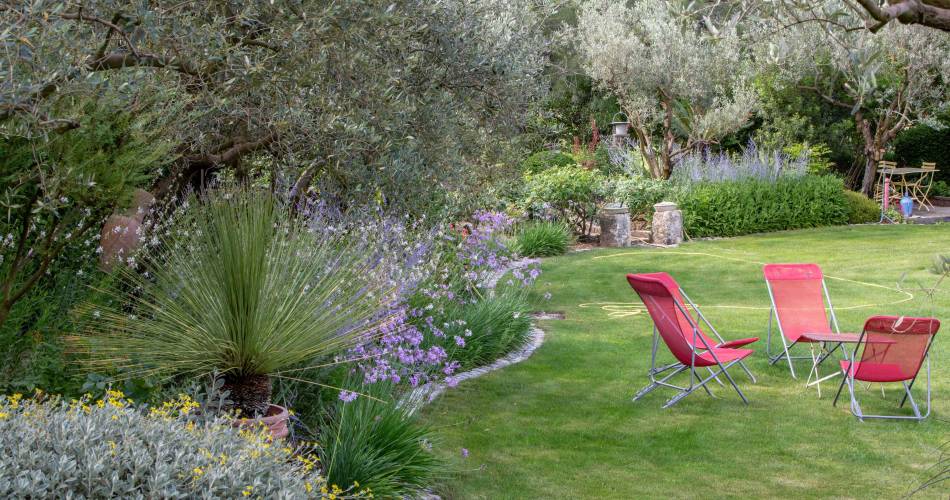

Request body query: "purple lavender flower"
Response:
[338, 390, 358, 403]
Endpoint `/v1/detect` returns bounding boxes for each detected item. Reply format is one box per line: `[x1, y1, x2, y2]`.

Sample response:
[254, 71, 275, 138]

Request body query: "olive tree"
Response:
[575, 0, 760, 179]
[0, 0, 558, 331]
[766, 6, 950, 193]
[1, 0, 557, 205]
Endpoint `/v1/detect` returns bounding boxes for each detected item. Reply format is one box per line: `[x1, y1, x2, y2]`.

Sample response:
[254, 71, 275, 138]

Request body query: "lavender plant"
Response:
[671, 140, 809, 185]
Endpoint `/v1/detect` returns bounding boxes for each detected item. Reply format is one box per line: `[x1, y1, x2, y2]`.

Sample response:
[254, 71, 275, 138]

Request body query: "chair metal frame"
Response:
[632, 285, 756, 408]
[910, 162, 937, 212]
[764, 270, 842, 380]
[832, 319, 938, 421]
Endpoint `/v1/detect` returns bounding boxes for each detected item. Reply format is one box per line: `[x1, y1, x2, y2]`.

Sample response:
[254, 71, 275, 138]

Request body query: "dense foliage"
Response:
[520, 150, 577, 174]
[843, 190, 881, 224]
[319, 382, 440, 498]
[678, 176, 849, 237]
[1, 0, 557, 215]
[0, 95, 178, 330]
[0, 392, 348, 498]
[522, 166, 606, 236]
[892, 118, 950, 183]
[78, 190, 394, 415]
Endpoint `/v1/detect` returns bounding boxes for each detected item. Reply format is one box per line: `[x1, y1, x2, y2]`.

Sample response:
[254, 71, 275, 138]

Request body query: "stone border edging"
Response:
[402, 325, 545, 414]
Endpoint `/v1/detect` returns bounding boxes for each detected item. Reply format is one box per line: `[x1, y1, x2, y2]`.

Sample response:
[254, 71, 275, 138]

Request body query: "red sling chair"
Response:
[627, 273, 757, 408]
[763, 264, 848, 382]
[833, 315, 940, 421]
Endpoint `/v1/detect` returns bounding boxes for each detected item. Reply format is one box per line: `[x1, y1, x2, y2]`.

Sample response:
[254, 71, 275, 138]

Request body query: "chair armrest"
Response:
[716, 337, 759, 349]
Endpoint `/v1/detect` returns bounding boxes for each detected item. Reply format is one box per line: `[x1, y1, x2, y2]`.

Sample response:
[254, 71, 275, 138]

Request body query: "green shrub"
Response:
[843, 190, 880, 224]
[783, 142, 834, 175]
[320, 382, 440, 499]
[424, 288, 533, 372]
[678, 175, 849, 237]
[514, 221, 572, 257]
[930, 180, 950, 198]
[892, 119, 950, 183]
[520, 150, 575, 174]
[522, 166, 606, 236]
[0, 392, 346, 498]
[606, 176, 682, 220]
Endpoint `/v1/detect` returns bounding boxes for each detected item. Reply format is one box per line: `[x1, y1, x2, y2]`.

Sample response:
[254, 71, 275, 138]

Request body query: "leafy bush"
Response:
[0, 94, 179, 331]
[78, 189, 394, 416]
[0, 392, 349, 498]
[893, 118, 950, 183]
[522, 166, 606, 236]
[320, 382, 440, 499]
[844, 190, 880, 224]
[425, 288, 534, 372]
[930, 180, 950, 198]
[520, 150, 575, 174]
[606, 176, 682, 220]
[514, 221, 572, 257]
[678, 175, 849, 237]
[783, 142, 834, 175]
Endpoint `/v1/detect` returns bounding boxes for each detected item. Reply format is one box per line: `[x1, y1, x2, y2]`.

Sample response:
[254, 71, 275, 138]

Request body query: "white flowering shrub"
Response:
[0, 392, 365, 498]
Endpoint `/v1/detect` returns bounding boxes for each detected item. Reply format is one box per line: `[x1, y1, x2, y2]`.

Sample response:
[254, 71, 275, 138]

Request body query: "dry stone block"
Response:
[651, 201, 683, 246]
[599, 204, 630, 247]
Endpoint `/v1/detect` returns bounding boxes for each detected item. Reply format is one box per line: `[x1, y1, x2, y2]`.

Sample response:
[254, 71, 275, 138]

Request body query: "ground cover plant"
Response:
[421, 224, 950, 498]
[0, 391, 355, 498]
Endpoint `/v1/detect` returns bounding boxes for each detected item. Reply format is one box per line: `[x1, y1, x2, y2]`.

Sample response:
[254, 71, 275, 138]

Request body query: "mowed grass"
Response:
[421, 224, 950, 499]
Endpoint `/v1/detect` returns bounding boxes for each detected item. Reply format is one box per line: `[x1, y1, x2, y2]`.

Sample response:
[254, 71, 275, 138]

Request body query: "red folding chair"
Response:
[833, 316, 940, 421]
[627, 273, 757, 408]
[763, 264, 846, 381]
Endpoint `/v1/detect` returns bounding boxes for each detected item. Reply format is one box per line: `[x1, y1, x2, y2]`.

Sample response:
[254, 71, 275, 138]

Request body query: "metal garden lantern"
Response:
[609, 113, 630, 139]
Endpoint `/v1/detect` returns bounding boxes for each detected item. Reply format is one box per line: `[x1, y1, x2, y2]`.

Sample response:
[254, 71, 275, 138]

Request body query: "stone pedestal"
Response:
[651, 201, 683, 246]
[599, 204, 630, 247]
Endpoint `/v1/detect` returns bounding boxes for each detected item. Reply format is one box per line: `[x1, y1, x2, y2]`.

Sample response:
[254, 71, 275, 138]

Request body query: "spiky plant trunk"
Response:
[221, 374, 272, 417]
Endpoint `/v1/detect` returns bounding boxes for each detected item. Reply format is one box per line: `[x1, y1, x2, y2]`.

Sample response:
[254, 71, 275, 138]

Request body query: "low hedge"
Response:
[843, 190, 880, 224]
[678, 175, 848, 237]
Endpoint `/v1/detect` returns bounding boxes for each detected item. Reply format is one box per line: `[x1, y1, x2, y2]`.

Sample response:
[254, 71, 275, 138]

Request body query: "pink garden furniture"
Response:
[627, 272, 757, 408]
[833, 315, 940, 421]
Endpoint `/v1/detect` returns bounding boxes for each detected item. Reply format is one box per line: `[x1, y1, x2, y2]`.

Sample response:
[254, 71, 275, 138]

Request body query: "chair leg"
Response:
[718, 360, 750, 405]
[633, 365, 686, 401]
[903, 381, 922, 419]
[832, 372, 847, 407]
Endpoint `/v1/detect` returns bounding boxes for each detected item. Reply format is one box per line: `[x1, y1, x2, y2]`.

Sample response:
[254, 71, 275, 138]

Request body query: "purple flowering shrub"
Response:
[296, 202, 541, 393]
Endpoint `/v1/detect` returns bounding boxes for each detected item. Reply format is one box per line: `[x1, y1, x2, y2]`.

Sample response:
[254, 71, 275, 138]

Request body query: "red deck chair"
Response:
[763, 264, 845, 380]
[627, 273, 757, 408]
[833, 316, 940, 421]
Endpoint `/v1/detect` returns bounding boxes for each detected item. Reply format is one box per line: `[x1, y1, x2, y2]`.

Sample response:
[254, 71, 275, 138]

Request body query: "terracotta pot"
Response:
[99, 215, 141, 271]
[232, 404, 290, 439]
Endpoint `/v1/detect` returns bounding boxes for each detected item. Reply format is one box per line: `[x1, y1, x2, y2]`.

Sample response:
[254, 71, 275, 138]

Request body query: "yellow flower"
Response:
[305, 482, 312, 493]
[192, 466, 203, 477]
[242, 485, 254, 497]
[0, 412, 9, 420]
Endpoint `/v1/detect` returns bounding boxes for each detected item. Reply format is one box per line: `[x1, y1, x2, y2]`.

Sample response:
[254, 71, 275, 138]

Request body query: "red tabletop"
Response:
[800, 332, 895, 344]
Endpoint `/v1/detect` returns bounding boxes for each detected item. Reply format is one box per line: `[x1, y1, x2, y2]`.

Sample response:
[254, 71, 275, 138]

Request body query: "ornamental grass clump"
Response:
[0, 391, 364, 498]
[514, 220, 572, 257]
[77, 189, 396, 416]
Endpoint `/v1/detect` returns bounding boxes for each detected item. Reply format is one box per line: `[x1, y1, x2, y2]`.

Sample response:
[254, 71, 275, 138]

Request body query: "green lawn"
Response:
[421, 224, 950, 499]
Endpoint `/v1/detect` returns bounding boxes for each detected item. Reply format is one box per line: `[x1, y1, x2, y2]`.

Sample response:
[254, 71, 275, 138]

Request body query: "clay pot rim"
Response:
[233, 403, 288, 425]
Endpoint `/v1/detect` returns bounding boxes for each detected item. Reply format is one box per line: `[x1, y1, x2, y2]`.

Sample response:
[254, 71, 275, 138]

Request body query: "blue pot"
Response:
[900, 193, 914, 218]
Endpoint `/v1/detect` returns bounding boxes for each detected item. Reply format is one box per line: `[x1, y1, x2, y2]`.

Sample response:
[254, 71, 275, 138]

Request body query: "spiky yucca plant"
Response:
[78, 190, 393, 416]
